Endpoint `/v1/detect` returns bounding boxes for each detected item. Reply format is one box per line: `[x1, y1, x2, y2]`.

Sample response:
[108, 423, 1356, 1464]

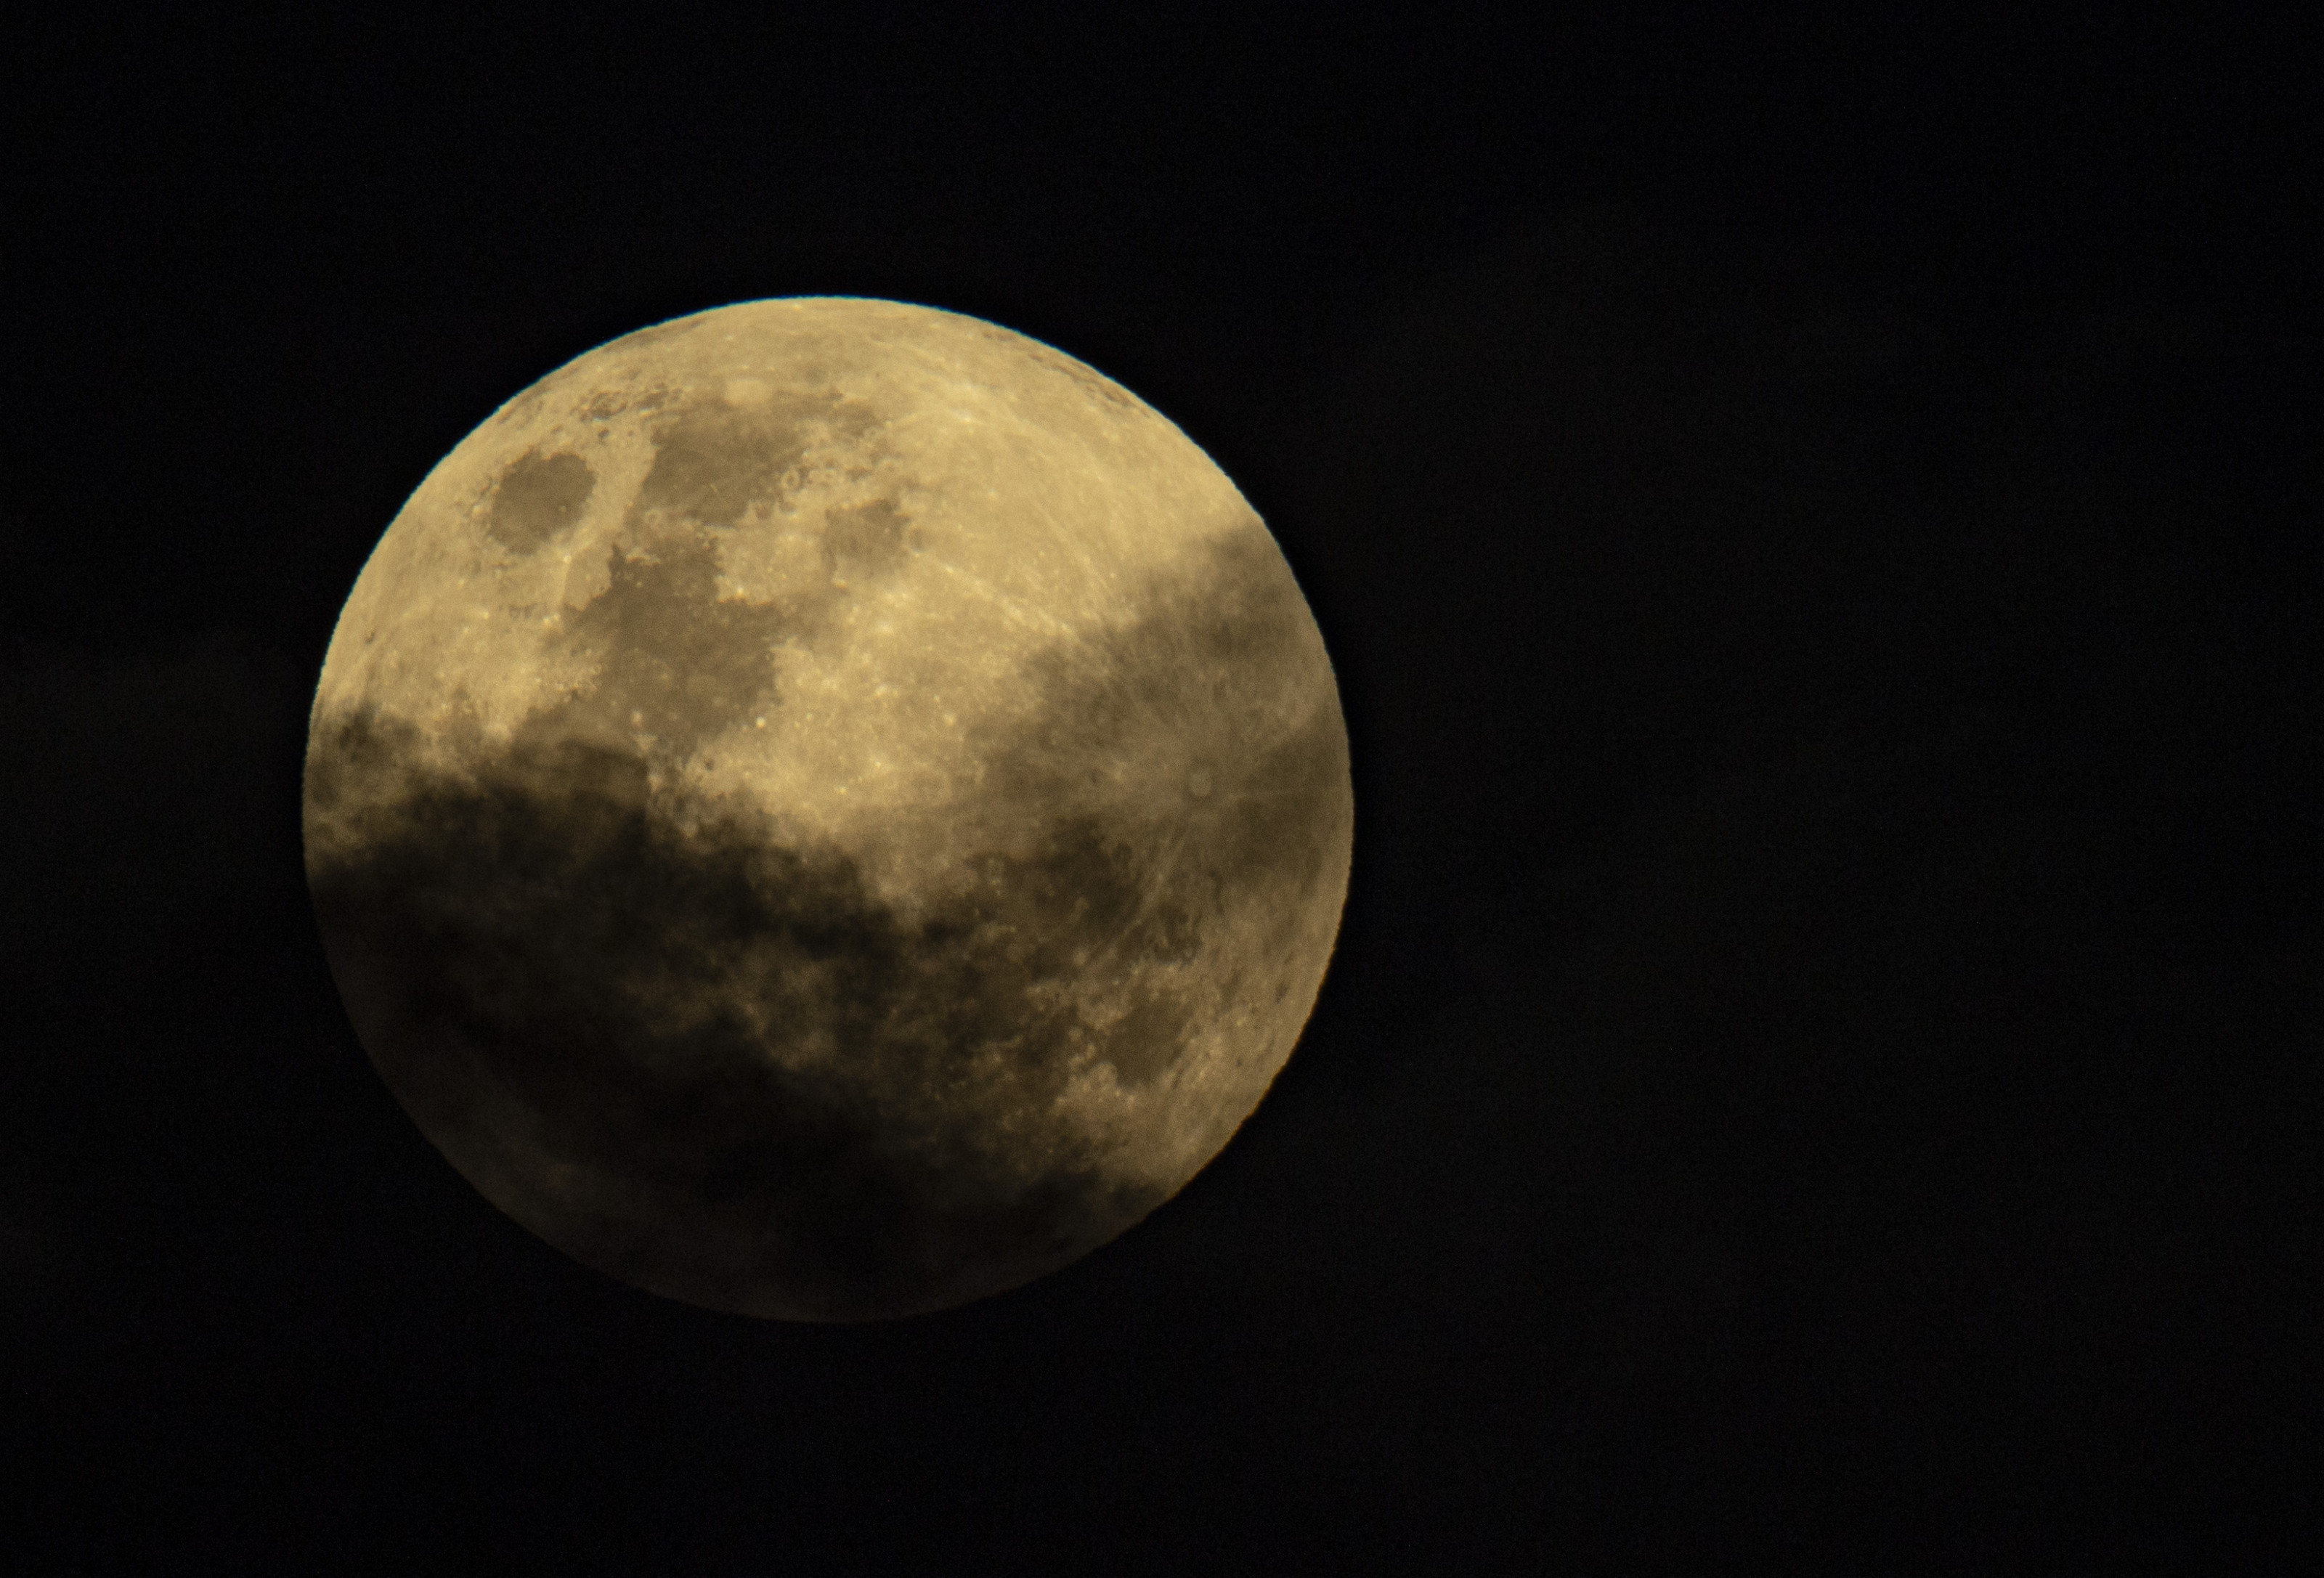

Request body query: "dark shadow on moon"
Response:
[309, 715, 1166, 1320]
[304, 528, 1350, 1321]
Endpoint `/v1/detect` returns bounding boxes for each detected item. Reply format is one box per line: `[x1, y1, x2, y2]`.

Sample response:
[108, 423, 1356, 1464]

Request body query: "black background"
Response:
[5, 7, 2320, 1570]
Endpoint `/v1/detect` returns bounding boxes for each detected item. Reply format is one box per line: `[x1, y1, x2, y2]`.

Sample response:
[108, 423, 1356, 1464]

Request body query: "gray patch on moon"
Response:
[632, 391, 878, 531]
[820, 496, 912, 585]
[304, 527, 1349, 1322]
[550, 530, 803, 760]
[486, 451, 596, 553]
[1100, 985, 1194, 1086]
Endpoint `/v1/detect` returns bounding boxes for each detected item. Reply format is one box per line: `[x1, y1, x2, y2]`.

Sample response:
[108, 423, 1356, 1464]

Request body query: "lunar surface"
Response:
[304, 298, 1352, 1321]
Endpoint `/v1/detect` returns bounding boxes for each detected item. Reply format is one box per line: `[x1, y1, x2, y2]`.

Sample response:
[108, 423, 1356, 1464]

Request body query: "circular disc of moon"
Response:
[303, 298, 1352, 1321]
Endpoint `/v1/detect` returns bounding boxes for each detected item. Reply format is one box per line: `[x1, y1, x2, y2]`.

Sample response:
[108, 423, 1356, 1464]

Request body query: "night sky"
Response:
[6, 9, 2320, 1569]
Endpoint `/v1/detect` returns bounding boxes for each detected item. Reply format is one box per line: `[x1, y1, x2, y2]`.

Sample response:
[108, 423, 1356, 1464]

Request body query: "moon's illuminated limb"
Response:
[304, 298, 1352, 1320]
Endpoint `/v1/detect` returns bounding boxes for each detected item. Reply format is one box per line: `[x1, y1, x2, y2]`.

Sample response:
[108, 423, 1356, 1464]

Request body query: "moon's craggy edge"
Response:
[304, 529, 1351, 1321]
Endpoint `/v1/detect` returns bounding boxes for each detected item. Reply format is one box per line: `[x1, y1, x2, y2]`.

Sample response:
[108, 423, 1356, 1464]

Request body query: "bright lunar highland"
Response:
[304, 298, 1353, 1320]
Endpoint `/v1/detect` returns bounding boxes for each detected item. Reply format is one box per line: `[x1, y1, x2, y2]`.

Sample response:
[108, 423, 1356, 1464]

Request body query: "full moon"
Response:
[304, 298, 1353, 1321]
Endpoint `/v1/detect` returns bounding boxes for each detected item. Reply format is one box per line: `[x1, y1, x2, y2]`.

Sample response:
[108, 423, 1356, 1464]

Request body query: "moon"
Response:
[303, 298, 1353, 1321]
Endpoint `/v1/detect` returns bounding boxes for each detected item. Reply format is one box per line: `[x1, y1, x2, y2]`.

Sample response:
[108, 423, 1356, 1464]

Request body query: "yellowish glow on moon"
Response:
[304, 298, 1352, 1320]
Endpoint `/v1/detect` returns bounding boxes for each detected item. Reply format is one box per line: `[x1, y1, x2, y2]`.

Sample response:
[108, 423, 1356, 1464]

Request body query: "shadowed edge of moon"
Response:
[305, 529, 1352, 1321]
